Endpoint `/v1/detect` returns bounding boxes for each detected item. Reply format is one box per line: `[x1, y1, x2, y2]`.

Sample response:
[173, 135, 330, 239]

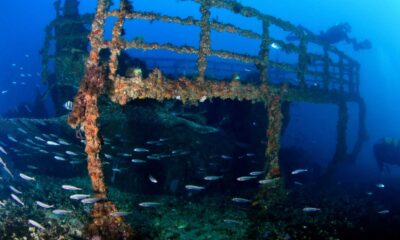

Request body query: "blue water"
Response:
[0, 0, 400, 239]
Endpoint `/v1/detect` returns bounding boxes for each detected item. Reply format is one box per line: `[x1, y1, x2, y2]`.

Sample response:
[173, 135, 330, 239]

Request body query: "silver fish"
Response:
[46, 141, 60, 146]
[376, 183, 385, 188]
[3, 165, 14, 178]
[7, 135, 18, 143]
[110, 211, 131, 217]
[223, 219, 242, 225]
[236, 176, 256, 181]
[11, 193, 24, 206]
[134, 148, 149, 153]
[104, 154, 112, 159]
[81, 197, 102, 204]
[146, 155, 160, 160]
[54, 156, 66, 161]
[0, 146, 7, 155]
[34, 136, 46, 142]
[63, 101, 73, 111]
[62, 185, 82, 191]
[28, 219, 46, 231]
[17, 128, 28, 134]
[131, 159, 146, 164]
[0, 200, 6, 207]
[185, 185, 205, 191]
[9, 185, 22, 194]
[27, 165, 38, 170]
[302, 207, 320, 213]
[203, 175, 223, 181]
[70, 194, 91, 200]
[138, 202, 162, 207]
[19, 173, 35, 181]
[65, 151, 78, 156]
[291, 169, 308, 175]
[231, 197, 251, 203]
[52, 209, 72, 215]
[259, 178, 279, 185]
[39, 149, 49, 154]
[378, 209, 389, 214]
[58, 139, 70, 146]
[149, 175, 158, 183]
[249, 171, 265, 176]
[221, 155, 233, 159]
[35, 201, 54, 209]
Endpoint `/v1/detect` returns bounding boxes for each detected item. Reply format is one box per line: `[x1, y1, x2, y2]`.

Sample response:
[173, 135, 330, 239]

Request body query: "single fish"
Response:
[221, 155, 233, 159]
[58, 139, 70, 146]
[302, 207, 320, 213]
[46, 141, 60, 146]
[185, 185, 205, 191]
[104, 154, 112, 159]
[17, 128, 28, 134]
[270, 42, 281, 50]
[39, 149, 49, 154]
[0, 200, 6, 207]
[54, 156, 66, 161]
[378, 209, 389, 214]
[134, 148, 149, 153]
[291, 169, 308, 175]
[0, 146, 7, 155]
[236, 176, 256, 181]
[204, 175, 223, 181]
[63, 101, 73, 111]
[34, 136, 45, 142]
[249, 171, 265, 176]
[70, 194, 91, 200]
[246, 153, 256, 157]
[35, 201, 54, 209]
[81, 197, 102, 204]
[223, 219, 242, 225]
[199, 96, 207, 102]
[131, 159, 146, 164]
[7, 135, 18, 143]
[376, 183, 385, 188]
[9, 185, 22, 194]
[19, 173, 35, 181]
[294, 181, 304, 186]
[11, 193, 24, 206]
[62, 185, 82, 191]
[28, 219, 46, 231]
[3, 165, 14, 178]
[65, 151, 78, 156]
[259, 178, 279, 185]
[231, 197, 251, 203]
[52, 209, 72, 215]
[146, 155, 161, 160]
[366, 192, 373, 196]
[149, 175, 158, 183]
[138, 202, 162, 207]
[110, 211, 131, 217]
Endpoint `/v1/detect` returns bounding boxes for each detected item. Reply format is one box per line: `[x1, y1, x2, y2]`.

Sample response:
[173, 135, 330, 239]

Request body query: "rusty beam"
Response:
[197, 1, 211, 81]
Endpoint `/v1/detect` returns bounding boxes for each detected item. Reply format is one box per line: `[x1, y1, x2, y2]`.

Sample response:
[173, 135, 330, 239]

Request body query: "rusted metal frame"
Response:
[323, 45, 330, 90]
[332, 99, 348, 164]
[197, 1, 211, 81]
[297, 36, 308, 88]
[108, 69, 269, 105]
[348, 97, 367, 160]
[265, 86, 287, 178]
[108, 1, 128, 82]
[338, 54, 344, 92]
[123, 40, 260, 64]
[348, 64, 355, 95]
[259, 19, 270, 83]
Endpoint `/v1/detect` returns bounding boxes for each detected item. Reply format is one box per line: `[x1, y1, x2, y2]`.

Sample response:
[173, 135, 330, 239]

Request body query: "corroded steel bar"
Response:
[259, 19, 270, 83]
[265, 88, 286, 178]
[330, 100, 348, 167]
[123, 40, 260, 64]
[108, 69, 269, 105]
[297, 37, 307, 88]
[323, 45, 330, 89]
[108, 0, 128, 82]
[338, 54, 344, 92]
[197, 1, 211, 81]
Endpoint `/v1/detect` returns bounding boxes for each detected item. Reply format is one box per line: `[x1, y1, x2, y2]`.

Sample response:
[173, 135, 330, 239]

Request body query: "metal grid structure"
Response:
[65, 0, 367, 238]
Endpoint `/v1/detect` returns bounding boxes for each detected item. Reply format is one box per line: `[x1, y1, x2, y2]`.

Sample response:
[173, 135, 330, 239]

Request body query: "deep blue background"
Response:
[0, 0, 399, 177]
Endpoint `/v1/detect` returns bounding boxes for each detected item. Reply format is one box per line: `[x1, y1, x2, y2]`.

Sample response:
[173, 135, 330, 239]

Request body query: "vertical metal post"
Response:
[260, 19, 270, 83]
[338, 54, 344, 92]
[323, 45, 330, 90]
[109, 0, 128, 82]
[297, 36, 307, 88]
[197, 1, 211, 82]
